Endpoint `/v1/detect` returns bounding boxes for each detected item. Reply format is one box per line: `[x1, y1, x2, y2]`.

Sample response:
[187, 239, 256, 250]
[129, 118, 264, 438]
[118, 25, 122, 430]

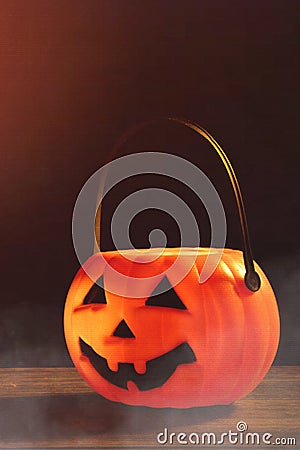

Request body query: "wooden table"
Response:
[0, 366, 299, 449]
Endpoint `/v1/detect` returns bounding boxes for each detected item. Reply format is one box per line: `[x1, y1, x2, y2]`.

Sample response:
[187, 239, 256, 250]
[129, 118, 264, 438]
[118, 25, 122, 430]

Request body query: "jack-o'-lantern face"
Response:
[64, 247, 279, 408]
[79, 273, 196, 392]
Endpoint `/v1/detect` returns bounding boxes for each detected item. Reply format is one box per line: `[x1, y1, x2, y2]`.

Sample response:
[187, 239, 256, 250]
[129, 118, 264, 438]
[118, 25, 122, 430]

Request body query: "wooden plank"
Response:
[0, 368, 93, 397]
[0, 366, 299, 449]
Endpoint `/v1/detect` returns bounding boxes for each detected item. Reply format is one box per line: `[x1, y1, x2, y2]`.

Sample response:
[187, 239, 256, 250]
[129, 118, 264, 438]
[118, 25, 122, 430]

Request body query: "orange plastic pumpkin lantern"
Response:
[64, 119, 280, 408]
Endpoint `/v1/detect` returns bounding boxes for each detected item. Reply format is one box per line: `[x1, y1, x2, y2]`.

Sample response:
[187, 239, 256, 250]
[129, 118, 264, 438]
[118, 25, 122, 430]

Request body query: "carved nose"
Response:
[113, 319, 135, 338]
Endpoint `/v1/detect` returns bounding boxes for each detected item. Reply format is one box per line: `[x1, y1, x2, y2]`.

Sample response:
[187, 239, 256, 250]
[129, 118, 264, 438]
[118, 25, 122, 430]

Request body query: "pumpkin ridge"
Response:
[257, 268, 280, 378]
[228, 314, 246, 401]
[224, 280, 246, 403]
[207, 280, 226, 403]
[233, 280, 267, 399]
[222, 253, 247, 402]
[197, 280, 209, 400]
[246, 276, 272, 394]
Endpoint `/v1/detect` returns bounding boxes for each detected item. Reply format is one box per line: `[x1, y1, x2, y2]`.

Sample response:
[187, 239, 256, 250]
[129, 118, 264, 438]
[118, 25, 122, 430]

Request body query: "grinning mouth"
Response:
[79, 338, 196, 391]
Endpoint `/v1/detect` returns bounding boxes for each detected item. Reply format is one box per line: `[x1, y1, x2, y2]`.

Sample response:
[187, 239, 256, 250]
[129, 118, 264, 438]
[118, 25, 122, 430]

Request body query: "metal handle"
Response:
[95, 117, 261, 292]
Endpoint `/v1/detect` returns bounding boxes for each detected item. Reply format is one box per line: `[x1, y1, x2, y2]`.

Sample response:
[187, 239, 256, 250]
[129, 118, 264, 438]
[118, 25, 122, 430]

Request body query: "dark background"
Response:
[0, 0, 299, 367]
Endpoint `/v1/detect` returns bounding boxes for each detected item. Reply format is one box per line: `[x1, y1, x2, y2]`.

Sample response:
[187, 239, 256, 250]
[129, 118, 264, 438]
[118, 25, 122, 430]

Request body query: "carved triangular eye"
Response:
[83, 275, 107, 305]
[146, 277, 187, 309]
